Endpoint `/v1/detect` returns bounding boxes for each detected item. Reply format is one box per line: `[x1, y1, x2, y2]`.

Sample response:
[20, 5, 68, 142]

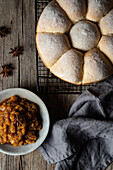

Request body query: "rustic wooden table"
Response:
[0, 0, 113, 170]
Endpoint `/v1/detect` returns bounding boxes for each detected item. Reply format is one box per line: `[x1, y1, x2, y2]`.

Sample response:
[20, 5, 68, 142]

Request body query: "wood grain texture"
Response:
[0, 0, 113, 169]
[0, 0, 21, 170]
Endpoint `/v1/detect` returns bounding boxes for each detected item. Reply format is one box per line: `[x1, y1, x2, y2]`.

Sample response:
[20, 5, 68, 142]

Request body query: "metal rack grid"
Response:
[36, 0, 96, 94]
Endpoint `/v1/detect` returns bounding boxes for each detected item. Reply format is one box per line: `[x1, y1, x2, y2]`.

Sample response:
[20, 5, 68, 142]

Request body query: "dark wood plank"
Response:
[0, 0, 22, 169]
[20, 0, 37, 91]
[19, 0, 48, 169]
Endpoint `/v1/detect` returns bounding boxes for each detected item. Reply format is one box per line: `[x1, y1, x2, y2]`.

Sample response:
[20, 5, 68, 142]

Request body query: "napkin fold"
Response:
[39, 75, 113, 170]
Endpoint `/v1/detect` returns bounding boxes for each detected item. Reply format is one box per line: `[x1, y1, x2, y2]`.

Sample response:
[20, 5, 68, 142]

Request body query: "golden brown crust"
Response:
[98, 35, 113, 64]
[99, 8, 113, 35]
[36, 33, 50, 68]
[82, 75, 113, 85]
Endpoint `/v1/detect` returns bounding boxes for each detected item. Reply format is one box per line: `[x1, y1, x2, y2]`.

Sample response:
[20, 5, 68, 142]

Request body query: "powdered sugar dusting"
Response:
[86, 0, 113, 22]
[99, 35, 113, 63]
[37, 0, 71, 33]
[56, 0, 86, 23]
[99, 9, 113, 34]
[70, 21, 100, 51]
[50, 49, 83, 84]
[36, 0, 113, 84]
[83, 48, 113, 83]
[36, 33, 70, 68]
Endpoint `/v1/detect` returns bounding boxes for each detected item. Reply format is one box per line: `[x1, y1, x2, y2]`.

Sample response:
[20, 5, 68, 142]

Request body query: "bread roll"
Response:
[99, 9, 113, 35]
[83, 48, 113, 84]
[86, 0, 113, 22]
[56, 0, 86, 23]
[36, 0, 113, 85]
[70, 21, 100, 51]
[50, 49, 83, 84]
[98, 35, 113, 64]
[36, 33, 71, 68]
[37, 0, 72, 33]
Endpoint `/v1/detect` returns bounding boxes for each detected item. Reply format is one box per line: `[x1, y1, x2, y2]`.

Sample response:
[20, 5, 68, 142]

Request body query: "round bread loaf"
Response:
[98, 35, 113, 64]
[99, 9, 113, 35]
[36, 0, 113, 85]
[70, 21, 100, 51]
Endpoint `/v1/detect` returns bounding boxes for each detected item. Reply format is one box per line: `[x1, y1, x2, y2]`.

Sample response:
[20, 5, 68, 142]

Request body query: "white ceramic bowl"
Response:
[0, 88, 50, 155]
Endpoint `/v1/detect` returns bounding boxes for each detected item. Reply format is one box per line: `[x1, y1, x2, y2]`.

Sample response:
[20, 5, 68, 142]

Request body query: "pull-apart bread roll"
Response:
[36, 33, 71, 68]
[50, 49, 83, 84]
[56, 0, 86, 23]
[99, 9, 113, 35]
[98, 35, 113, 64]
[86, 0, 113, 22]
[83, 48, 113, 84]
[37, 0, 72, 33]
[98, 35, 113, 63]
[70, 21, 100, 51]
[36, 0, 113, 84]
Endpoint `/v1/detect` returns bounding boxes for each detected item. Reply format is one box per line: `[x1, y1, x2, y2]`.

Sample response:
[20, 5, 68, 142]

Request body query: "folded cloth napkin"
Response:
[39, 75, 113, 170]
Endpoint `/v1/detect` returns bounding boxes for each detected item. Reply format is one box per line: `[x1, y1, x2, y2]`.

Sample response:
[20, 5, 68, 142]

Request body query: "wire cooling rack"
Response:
[36, 0, 95, 94]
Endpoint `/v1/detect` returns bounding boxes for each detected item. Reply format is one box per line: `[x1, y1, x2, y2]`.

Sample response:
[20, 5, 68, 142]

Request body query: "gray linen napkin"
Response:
[39, 75, 113, 170]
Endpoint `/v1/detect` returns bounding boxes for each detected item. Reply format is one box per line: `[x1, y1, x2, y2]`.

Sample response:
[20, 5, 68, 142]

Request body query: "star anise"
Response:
[9, 47, 23, 57]
[0, 27, 7, 38]
[0, 65, 13, 77]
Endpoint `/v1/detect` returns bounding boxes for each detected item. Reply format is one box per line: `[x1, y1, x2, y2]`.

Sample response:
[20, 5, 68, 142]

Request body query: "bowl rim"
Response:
[0, 88, 50, 156]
